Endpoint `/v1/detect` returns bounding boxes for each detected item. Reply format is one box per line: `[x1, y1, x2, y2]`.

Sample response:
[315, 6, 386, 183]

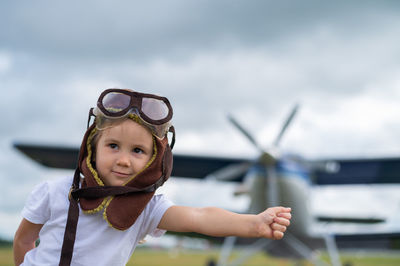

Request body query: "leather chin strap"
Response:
[59, 167, 168, 266]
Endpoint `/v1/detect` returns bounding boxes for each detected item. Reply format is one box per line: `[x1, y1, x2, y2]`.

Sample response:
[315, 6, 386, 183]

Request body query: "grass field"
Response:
[2, 245, 400, 266]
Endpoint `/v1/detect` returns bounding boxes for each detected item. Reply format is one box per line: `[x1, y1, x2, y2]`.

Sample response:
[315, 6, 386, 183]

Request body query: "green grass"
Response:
[2, 245, 400, 266]
[0, 245, 13, 266]
[128, 248, 312, 266]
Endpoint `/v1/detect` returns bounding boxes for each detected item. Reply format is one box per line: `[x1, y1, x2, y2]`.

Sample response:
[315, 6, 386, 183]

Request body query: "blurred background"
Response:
[1, 0, 400, 264]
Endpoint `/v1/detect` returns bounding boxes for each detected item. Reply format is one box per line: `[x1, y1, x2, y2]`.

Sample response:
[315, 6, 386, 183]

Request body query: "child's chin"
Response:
[111, 180, 125, 186]
[103, 179, 126, 186]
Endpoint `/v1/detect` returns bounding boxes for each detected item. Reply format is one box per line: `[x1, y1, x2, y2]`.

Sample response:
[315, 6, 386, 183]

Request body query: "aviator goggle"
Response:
[88, 89, 175, 146]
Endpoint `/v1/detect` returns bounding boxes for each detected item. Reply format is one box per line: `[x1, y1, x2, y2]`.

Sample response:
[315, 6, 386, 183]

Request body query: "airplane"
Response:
[13, 105, 400, 266]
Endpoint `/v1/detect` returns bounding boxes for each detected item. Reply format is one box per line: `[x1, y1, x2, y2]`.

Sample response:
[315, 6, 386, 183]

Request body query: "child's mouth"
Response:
[112, 171, 132, 178]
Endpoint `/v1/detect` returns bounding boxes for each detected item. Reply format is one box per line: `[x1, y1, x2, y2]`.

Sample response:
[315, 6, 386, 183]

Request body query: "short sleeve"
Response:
[144, 194, 174, 238]
[21, 181, 51, 224]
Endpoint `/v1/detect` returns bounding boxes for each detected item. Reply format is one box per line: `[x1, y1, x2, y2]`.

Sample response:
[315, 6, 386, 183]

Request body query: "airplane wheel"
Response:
[206, 258, 216, 266]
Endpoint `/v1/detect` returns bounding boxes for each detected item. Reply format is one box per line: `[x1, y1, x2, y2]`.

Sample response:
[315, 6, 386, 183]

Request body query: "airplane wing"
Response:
[14, 143, 79, 169]
[312, 216, 400, 237]
[313, 157, 400, 184]
[14, 142, 400, 184]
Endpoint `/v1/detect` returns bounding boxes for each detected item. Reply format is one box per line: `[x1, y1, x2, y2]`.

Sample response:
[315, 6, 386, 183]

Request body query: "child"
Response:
[13, 88, 292, 266]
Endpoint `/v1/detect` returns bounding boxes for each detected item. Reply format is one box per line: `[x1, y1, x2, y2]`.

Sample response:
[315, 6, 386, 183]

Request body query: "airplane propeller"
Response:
[226, 105, 300, 209]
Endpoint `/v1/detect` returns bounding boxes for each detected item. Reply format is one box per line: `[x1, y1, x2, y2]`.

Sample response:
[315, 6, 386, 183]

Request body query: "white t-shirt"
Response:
[21, 176, 173, 266]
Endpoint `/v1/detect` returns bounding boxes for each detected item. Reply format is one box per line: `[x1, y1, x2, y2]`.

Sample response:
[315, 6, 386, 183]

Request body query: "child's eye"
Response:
[133, 147, 144, 154]
[109, 143, 118, 149]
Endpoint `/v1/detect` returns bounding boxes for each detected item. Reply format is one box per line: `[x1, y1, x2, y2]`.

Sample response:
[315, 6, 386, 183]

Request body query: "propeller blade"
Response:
[273, 103, 299, 147]
[228, 114, 264, 153]
[206, 162, 252, 181]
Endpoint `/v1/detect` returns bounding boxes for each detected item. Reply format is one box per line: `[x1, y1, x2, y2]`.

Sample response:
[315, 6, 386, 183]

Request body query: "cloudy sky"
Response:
[1, 1, 400, 240]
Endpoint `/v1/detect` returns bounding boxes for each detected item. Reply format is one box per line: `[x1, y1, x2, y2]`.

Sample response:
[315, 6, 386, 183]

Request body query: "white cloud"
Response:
[0, 51, 11, 72]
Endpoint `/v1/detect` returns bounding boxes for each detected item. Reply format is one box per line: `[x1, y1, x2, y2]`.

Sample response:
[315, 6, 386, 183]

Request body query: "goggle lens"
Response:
[142, 97, 169, 120]
[102, 92, 131, 113]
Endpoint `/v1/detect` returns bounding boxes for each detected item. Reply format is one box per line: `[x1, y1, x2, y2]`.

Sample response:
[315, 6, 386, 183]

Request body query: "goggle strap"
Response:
[169, 126, 175, 150]
[87, 108, 95, 129]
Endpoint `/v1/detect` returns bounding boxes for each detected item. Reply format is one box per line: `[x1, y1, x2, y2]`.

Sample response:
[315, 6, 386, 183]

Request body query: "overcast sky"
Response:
[1, 0, 400, 240]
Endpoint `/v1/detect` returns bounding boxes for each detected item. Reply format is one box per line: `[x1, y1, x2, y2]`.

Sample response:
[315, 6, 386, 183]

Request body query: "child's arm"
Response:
[13, 218, 43, 265]
[158, 206, 291, 239]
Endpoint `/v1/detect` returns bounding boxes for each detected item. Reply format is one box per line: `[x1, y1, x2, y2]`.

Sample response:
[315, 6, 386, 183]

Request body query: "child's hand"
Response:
[256, 206, 291, 240]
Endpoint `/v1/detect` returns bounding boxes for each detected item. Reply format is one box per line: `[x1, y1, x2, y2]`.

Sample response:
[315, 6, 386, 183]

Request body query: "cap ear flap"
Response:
[78, 124, 96, 173]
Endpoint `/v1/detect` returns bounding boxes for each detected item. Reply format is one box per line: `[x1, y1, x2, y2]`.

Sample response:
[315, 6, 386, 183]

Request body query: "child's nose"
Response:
[116, 152, 131, 166]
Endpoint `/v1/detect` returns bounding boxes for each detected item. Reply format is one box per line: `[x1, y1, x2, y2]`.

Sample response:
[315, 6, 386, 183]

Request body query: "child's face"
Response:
[95, 119, 154, 186]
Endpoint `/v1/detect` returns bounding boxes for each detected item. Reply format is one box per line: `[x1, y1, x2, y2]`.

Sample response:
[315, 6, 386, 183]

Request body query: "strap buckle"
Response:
[68, 187, 79, 202]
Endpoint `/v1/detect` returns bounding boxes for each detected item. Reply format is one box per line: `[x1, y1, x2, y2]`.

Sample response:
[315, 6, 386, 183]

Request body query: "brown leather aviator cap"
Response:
[59, 89, 175, 266]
